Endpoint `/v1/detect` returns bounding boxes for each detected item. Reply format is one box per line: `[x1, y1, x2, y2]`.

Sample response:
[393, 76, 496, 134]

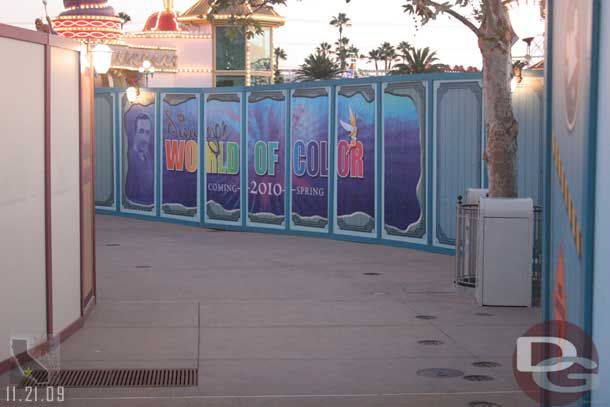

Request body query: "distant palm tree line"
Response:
[295, 12, 479, 82]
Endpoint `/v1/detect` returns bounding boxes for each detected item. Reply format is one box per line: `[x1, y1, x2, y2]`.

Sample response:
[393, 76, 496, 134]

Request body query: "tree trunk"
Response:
[478, 0, 519, 198]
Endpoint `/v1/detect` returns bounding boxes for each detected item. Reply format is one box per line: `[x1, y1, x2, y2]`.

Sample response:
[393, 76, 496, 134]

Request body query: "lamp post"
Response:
[91, 44, 113, 75]
[506, 0, 545, 65]
[506, 0, 545, 92]
[139, 60, 156, 88]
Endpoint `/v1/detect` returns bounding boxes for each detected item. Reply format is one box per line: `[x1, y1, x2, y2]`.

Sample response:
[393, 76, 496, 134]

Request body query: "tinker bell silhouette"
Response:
[340, 107, 358, 156]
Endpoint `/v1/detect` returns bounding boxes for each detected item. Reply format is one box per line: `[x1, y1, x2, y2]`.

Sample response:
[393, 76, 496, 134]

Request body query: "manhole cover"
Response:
[475, 312, 494, 317]
[135, 265, 152, 269]
[19, 368, 198, 388]
[105, 243, 120, 247]
[463, 375, 494, 382]
[416, 368, 464, 378]
[415, 315, 437, 320]
[418, 340, 444, 346]
[363, 272, 381, 276]
[469, 402, 502, 407]
[472, 361, 502, 368]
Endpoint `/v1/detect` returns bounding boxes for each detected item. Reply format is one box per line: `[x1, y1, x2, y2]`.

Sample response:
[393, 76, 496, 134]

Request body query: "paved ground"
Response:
[2, 215, 540, 406]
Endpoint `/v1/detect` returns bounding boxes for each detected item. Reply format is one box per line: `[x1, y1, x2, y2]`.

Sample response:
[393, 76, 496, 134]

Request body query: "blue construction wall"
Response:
[94, 92, 116, 208]
[433, 80, 483, 247]
[593, 0, 609, 403]
[545, 0, 603, 406]
[94, 72, 543, 254]
[514, 74, 545, 206]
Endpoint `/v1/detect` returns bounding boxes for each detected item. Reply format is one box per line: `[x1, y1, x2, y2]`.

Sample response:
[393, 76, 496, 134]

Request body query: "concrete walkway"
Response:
[3, 215, 540, 406]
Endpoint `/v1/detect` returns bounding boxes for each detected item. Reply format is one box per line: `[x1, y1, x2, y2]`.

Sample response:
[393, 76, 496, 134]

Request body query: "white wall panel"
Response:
[0, 37, 47, 362]
[50, 46, 81, 334]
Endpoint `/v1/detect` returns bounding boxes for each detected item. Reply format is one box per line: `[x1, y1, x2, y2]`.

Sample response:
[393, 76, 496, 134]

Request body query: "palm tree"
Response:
[334, 37, 352, 69]
[296, 53, 343, 81]
[273, 47, 287, 84]
[329, 13, 351, 43]
[397, 41, 413, 63]
[367, 49, 382, 75]
[378, 42, 398, 73]
[316, 42, 333, 58]
[391, 46, 443, 74]
[117, 12, 131, 29]
[274, 47, 287, 70]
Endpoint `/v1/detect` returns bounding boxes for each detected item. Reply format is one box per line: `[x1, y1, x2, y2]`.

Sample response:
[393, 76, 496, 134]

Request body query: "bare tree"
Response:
[401, 0, 520, 197]
[211, 0, 524, 197]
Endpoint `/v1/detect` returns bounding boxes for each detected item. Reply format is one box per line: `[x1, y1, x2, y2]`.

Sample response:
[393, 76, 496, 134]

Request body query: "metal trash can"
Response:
[454, 196, 543, 304]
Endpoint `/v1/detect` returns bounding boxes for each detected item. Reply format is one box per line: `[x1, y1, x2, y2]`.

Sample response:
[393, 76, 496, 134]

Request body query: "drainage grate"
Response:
[416, 368, 464, 378]
[469, 402, 502, 407]
[463, 374, 494, 382]
[363, 272, 381, 276]
[472, 361, 502, 368]
[415, 315, 437, 320]
[418, 340, 445, 346]
[105, 243, 121, 247]
[135, 265, 152, 269]
[475, 312, 494, 317]
[19, 368, 198, 388]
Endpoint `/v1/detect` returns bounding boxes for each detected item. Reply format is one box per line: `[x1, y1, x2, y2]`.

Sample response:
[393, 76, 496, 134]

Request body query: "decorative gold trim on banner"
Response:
[552, 135, 583, 256]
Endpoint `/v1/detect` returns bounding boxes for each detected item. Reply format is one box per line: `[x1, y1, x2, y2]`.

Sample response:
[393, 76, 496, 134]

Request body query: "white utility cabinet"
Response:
[476, 198, 534, 307]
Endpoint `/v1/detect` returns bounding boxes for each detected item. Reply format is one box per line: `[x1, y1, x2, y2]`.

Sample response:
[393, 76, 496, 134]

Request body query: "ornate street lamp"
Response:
[139, 60, 156, 88]
[91, 44, 113, 75]
[506, 0, 545, 65]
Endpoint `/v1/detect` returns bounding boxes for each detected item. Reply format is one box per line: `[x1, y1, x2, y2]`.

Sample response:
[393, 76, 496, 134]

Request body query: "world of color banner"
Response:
[161, 94, 199, 219]
[291, 88, 330, 231]
[122, 92, 156, 213]
[335, 85, 376, 235]
[205, 93, 242, 224]
[247, 91, 286, 228]
[383, 82, 426, 240]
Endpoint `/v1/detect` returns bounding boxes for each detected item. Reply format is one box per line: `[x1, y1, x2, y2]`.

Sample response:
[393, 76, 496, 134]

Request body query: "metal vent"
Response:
[415, 315, 437, 320]
[416, 368, 464, 378]
[417, 340, 445, 346]
[19, 368, 198, 388]
[472, 361, 502, 368]
[463, 374, 494, 382]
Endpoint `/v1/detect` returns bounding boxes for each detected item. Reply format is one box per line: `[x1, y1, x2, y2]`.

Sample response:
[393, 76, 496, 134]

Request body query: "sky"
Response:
[3, 0, 488, 70]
